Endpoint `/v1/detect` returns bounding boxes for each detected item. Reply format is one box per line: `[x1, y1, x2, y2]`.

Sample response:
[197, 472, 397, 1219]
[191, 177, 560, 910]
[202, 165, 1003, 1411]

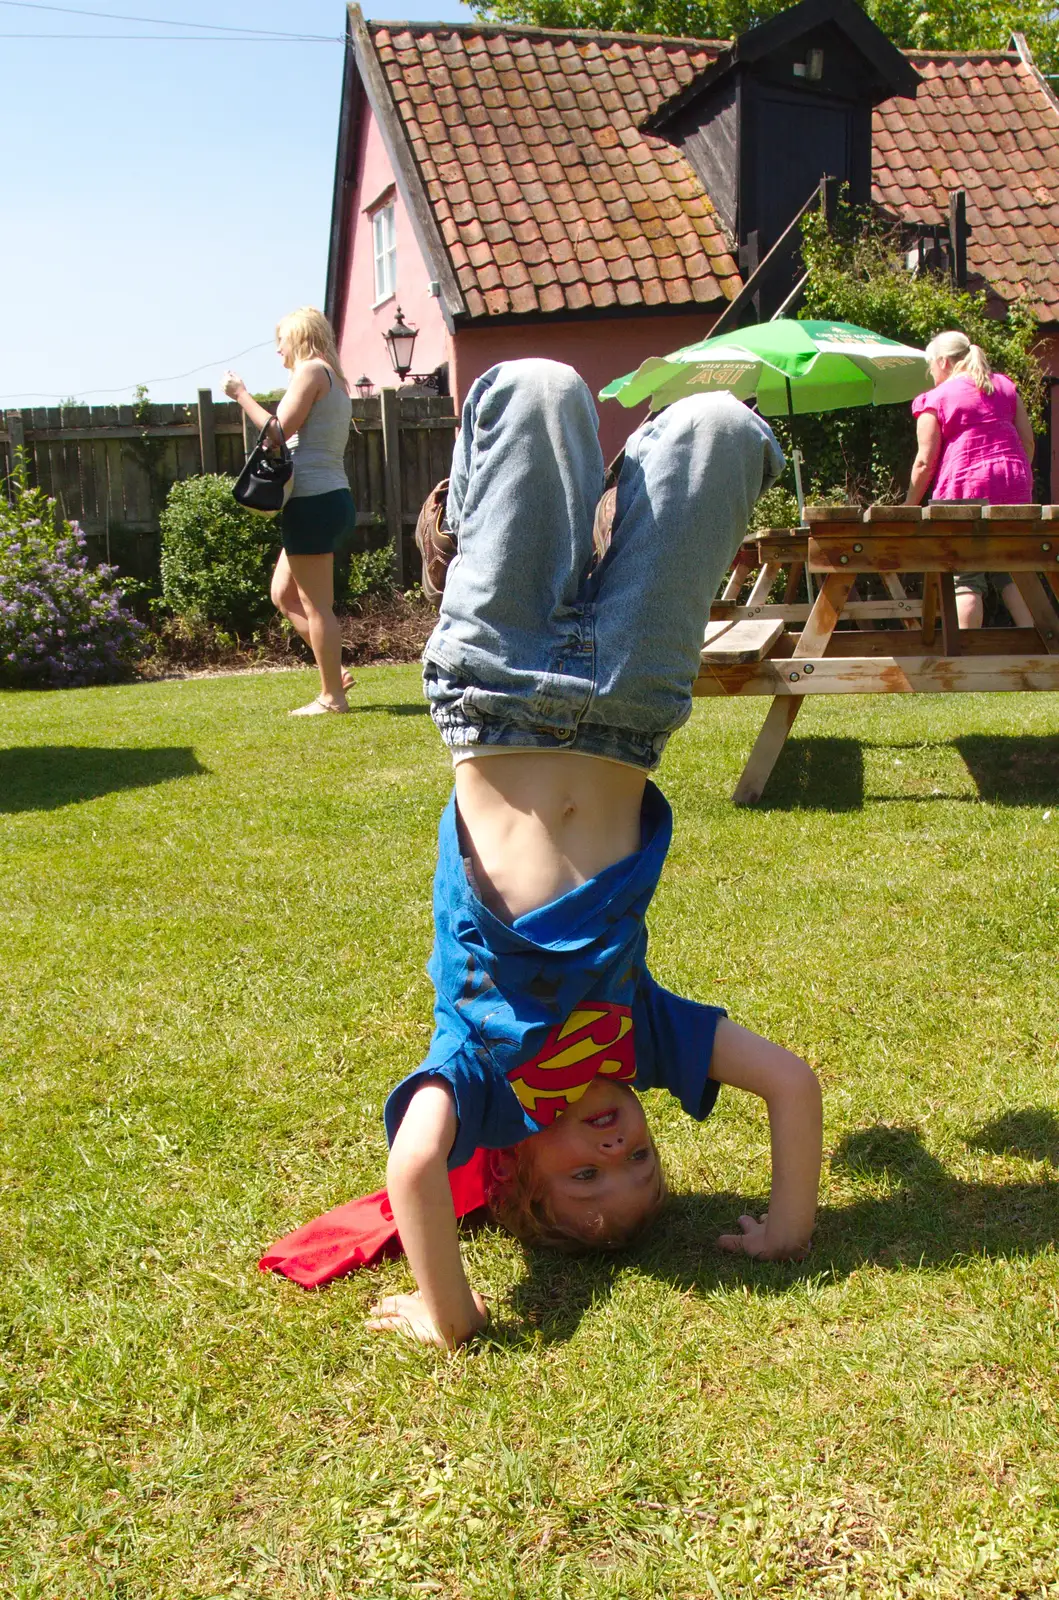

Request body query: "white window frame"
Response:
[372, 201, 397, 306]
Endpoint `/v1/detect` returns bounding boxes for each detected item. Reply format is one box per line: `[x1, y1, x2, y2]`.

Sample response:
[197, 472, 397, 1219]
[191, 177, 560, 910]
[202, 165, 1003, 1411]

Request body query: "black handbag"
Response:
[232, 416, 293, 516]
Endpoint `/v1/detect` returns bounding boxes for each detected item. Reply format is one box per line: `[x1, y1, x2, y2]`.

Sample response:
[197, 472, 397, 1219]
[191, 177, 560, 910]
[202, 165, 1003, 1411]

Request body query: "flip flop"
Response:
[289, 696, 349, 717]
[341, 668, 356, 691]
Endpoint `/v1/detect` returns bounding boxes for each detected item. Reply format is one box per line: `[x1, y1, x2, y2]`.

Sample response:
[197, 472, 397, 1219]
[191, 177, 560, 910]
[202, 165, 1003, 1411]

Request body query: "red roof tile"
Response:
[368, 20, 737, 319]
[874, 50, 1059, 321]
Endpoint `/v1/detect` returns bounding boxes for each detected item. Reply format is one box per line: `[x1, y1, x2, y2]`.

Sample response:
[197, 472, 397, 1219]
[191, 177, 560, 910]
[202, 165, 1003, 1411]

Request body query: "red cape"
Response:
[258, 1148, 491, 1289]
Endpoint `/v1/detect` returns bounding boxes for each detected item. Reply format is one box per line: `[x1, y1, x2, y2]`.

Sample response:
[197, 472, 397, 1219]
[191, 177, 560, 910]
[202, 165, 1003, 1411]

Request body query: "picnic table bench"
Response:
[695, 504, 1059, 804]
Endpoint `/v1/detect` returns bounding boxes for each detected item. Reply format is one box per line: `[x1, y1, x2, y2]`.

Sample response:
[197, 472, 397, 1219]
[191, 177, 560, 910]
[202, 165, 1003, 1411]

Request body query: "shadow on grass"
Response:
[755, 737, 865, 812]
[754, 734, 1059, 811]
[968, 1107, 1059, 1164]
[351, 702, 430, 717]
[0, 745, 206, 813]
[956, 734, 1059, 805]
[499, 1119, 1059, 1346]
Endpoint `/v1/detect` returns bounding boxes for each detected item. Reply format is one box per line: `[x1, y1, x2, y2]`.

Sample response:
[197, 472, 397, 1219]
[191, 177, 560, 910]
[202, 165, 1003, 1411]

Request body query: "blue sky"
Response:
[0, 1, 470, 407]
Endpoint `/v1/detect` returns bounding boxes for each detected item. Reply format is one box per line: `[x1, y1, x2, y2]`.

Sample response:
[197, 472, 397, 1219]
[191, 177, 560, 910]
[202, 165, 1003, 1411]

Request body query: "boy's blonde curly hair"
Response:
[483, 1138, 668, 1252]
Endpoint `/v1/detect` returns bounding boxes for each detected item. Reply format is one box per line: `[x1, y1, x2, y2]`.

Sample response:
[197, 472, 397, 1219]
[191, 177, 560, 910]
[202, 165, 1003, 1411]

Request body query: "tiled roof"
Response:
[873, 51, 1059, 323]
[368, 21, 741, 319]
[364, 22, 1059, 327]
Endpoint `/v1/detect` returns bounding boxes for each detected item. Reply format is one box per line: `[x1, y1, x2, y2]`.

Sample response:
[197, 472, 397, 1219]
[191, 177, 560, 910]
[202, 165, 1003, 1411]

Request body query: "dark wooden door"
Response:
[755, 90, 853, 250]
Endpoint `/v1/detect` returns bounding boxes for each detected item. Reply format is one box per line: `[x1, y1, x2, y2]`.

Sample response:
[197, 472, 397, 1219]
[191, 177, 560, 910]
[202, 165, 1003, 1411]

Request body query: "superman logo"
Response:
[507, 1003, 635, 1125]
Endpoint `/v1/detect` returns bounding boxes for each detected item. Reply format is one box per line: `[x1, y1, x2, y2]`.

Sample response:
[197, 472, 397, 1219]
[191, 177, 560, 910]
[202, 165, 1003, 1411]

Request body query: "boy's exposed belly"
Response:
[453, 750, 646, 922]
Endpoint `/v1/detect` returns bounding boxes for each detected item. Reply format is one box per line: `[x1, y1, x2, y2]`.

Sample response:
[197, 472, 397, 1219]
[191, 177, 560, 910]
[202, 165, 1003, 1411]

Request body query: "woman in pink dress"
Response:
[905, 330, 1036, 628]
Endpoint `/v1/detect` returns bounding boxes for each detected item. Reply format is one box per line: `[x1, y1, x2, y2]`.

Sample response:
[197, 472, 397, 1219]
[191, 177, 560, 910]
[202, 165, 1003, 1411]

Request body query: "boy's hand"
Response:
[717, 1212, 809, 1261]
[706, 1022, 822, 1264]
[365, 1289, 489, 1350]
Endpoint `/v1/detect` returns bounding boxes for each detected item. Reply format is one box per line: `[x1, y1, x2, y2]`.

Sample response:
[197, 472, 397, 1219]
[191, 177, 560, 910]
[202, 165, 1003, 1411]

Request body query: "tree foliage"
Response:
[475, 0, 1059, 76]
[766, 199, 1044, 505]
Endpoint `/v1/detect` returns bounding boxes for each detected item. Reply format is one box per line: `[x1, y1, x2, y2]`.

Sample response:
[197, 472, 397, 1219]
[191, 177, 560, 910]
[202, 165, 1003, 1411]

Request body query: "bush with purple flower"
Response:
[0, 455, 143, 688]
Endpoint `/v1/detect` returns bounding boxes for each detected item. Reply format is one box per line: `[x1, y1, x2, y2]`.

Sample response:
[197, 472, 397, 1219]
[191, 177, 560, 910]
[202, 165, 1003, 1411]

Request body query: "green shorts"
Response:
[280, 489, 356, 556]
[930, 501, 1010, 600]
[954, 571, 1012, 598]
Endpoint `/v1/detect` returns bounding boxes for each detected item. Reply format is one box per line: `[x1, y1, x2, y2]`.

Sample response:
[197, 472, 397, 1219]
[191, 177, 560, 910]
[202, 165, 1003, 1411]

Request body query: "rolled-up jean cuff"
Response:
[430, 704, 671, 772]
[424, 649, 680, 771]
[442, 720, 670, 772]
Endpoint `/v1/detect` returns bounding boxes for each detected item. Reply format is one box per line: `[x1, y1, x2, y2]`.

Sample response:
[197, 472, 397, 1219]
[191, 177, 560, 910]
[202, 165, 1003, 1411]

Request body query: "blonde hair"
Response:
[485, 1138, 668, 1253]
[275, 306, 348, 389]
[925, 331, 994, 395]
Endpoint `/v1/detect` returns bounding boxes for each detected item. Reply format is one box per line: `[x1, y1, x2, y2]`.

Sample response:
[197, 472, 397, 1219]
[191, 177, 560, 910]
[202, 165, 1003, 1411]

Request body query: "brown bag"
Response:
[414, 478, 456, 607]
[591, 449, 624, 563]
[592, 485, 617, 562]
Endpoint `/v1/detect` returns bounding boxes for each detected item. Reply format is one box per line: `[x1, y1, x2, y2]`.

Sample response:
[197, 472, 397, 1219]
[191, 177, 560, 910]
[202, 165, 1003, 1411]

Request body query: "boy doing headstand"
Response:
[367, 361, 822, 1349]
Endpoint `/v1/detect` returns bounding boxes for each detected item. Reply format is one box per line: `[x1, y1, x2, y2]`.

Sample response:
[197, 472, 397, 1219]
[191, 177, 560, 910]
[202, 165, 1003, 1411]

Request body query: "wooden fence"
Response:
[0, 388, 458, 588]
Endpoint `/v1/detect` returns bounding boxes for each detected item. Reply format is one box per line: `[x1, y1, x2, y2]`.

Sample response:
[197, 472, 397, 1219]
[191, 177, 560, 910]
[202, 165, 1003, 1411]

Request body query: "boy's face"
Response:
[528, 1079, 661, 1239]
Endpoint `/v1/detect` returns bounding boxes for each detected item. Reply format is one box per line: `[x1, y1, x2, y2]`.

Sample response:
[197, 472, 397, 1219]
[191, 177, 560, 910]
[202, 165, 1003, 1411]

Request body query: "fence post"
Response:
[6, 410, 25, 481]
[380, 386, 405, 587]
[197, 387, 217, 474]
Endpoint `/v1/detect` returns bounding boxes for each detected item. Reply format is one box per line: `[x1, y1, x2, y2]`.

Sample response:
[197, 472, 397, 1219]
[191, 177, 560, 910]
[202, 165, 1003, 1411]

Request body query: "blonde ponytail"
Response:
[956, 343, 994, 394]
[925, 330, 994, 395]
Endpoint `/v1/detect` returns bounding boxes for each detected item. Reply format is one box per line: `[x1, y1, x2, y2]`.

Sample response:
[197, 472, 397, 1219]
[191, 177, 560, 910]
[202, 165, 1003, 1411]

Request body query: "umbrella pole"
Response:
[792, 447, 814, 601]
[792, 447, 806, 526]
[784, 377, 805, 525]
[784, 376, 812, 600]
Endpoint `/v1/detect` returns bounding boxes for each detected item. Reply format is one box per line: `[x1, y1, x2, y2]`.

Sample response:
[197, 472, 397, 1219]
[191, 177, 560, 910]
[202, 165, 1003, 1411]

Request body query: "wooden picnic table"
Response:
[694, 503, 1059, 804]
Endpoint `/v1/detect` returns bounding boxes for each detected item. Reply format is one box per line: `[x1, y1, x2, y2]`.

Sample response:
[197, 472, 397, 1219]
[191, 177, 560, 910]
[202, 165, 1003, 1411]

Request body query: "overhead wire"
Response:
[0, 32, 339, 38]
[0, 339, 278, 403]
[0, 0, 339, 39]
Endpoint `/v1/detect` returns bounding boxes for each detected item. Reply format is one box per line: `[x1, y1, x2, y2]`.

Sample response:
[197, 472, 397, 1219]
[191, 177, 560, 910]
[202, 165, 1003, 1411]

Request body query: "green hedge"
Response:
[159, 476, 396, 637]
[160, 475, 280, 636]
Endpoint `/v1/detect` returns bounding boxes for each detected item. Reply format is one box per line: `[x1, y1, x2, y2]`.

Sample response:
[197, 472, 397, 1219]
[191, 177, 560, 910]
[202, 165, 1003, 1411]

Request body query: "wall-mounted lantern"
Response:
[382, 306, 419, 382]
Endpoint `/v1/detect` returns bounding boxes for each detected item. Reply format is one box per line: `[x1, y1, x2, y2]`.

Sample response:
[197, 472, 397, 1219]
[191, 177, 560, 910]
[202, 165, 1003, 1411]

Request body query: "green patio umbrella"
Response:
[599, 318, 928, 524]
[599, 318, 928, 417]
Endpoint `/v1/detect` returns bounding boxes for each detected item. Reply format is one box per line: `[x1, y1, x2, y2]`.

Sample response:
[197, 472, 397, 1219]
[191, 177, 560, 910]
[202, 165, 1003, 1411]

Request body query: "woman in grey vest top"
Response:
[224, 307, 355, 715]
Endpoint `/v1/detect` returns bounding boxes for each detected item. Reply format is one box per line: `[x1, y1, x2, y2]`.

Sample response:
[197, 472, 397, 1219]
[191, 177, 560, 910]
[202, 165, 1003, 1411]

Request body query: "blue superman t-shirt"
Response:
[384, 781, 726, 1169]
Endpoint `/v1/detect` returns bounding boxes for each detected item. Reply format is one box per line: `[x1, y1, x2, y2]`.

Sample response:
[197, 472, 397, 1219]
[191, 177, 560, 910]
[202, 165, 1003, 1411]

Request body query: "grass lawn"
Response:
[2, 667, 1059, 1599]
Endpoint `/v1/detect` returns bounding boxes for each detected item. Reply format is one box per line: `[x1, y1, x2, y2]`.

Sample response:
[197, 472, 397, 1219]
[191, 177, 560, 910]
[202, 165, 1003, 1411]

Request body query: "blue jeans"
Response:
[424, 359, 784, 771]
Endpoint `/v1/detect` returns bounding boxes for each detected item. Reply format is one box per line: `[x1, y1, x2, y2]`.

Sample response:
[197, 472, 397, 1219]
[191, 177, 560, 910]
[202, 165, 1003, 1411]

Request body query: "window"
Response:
[372, 202, 396, 303]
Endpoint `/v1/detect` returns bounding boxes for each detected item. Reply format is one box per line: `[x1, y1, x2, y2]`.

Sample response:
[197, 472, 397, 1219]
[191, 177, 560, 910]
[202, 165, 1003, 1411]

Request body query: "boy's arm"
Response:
[366, 1080, 488, 1349]
[707, 1018, 821, 1260]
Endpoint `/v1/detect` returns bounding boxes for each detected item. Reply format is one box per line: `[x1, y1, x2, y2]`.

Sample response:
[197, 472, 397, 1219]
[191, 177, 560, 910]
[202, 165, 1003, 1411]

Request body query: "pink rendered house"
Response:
[326, 1, 1059, 479]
